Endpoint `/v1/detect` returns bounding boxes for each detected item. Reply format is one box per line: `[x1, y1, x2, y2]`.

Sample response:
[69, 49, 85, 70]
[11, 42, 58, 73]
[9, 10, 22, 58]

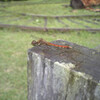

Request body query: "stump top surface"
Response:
[29, 40, 100, 82]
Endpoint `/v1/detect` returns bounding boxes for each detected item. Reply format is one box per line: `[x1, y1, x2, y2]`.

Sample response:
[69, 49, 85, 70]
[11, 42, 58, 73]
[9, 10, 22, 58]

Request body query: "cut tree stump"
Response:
[27, 40, 100, 100]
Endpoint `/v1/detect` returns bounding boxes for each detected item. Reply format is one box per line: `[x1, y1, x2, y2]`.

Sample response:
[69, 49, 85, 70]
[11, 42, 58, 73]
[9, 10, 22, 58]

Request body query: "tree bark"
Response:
[27, 40, 100, 100]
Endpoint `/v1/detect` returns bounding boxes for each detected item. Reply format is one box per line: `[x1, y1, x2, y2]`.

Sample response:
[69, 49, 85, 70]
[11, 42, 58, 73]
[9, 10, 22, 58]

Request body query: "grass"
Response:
[0, 29, 100, 100]
[0, 16, 100, 28]
[0, 3, 100, 29]
[6, 4, 97, 15]
[0, 0, 68, 4]
[0, 1, 100, 100]
[0, 15, 44, 26]
[1, 3, 98, 16]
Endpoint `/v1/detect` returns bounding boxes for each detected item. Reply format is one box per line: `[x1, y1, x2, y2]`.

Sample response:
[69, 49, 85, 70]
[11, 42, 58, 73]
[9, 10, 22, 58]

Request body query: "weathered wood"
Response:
[27, 40, 100, 100]
[0, 23, 100, 32]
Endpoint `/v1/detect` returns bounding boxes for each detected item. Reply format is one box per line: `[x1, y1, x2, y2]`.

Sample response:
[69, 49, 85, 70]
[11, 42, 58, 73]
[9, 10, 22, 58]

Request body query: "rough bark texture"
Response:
[27, 40, 100, 100]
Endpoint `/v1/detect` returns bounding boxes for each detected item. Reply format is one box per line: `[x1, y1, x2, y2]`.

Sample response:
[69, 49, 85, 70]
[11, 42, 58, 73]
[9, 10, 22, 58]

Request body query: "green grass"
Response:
[1, 3, 98, 16]
[0, 3, 100, 29]
[2, 17, 44, 27]
[0, 0, 69, 3]
[0, 29, 100, 100]
[0, 1, 100, 100]
[0, 16, 100, 28]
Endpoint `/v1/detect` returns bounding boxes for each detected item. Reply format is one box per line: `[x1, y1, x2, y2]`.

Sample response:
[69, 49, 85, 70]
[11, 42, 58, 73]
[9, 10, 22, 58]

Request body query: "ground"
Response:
[0, 0, 100, 100]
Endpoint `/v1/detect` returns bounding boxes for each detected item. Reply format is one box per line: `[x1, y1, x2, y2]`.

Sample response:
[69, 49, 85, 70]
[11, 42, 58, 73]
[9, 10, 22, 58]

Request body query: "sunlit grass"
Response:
[0, 29, 100, 100]
[0, 16, 100, 29]
[2, 3, 97, 16]
[0, 0, 100, 99]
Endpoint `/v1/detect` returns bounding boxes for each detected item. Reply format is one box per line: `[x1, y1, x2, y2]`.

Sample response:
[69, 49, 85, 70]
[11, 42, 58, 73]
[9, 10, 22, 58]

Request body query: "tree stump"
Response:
[27, 40, 100, 100]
